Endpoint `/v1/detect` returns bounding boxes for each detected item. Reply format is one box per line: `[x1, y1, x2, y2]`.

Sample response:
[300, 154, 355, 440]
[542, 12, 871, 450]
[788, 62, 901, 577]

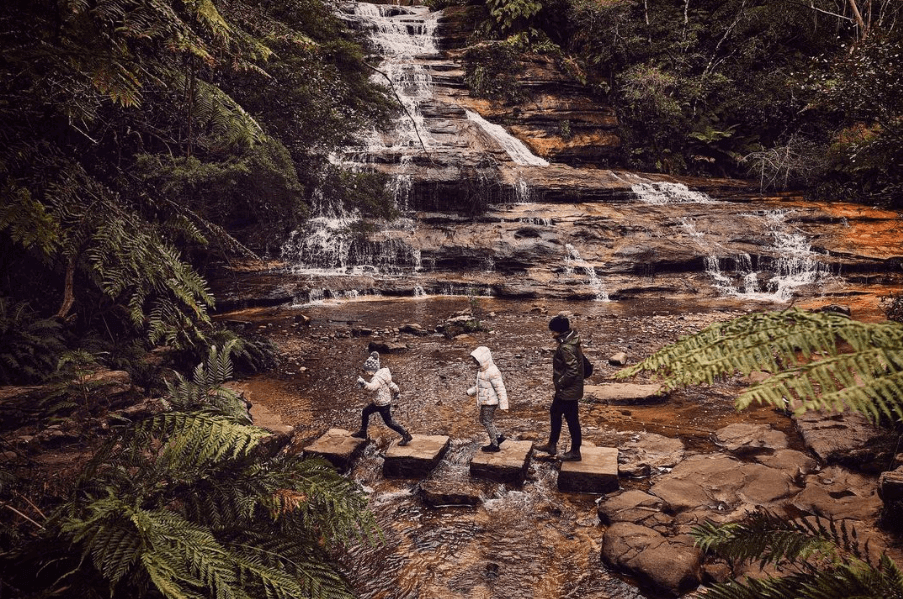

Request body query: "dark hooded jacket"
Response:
[553, 329, 584, 401]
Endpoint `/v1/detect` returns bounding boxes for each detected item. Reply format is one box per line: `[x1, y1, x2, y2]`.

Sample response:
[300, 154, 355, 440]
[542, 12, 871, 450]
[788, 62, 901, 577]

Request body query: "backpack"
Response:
[582, 354, 594, 379]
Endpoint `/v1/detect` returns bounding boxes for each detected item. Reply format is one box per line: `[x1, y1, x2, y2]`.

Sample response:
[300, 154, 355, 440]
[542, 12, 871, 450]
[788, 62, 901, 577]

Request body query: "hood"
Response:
[470, 346, 494, 370]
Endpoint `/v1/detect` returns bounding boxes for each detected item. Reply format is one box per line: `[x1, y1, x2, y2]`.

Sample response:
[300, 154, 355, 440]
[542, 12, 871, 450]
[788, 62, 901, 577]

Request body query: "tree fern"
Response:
[618, 308, 903, 423]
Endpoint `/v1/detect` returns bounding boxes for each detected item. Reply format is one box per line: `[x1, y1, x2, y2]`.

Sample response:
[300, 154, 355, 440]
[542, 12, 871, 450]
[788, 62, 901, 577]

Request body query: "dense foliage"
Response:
[0, 0, 394, 363]
[0, 345, 377, 599]
[459, 0, 903, 205]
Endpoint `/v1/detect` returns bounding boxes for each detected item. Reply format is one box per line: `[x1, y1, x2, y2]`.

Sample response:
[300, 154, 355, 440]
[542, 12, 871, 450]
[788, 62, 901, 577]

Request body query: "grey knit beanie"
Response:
[363, 351, 380, 372]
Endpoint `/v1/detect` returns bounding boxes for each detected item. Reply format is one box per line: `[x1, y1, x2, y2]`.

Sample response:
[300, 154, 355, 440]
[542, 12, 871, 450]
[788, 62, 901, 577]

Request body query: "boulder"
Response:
[792, 466, 883, 521]
[618, 432, 685, 478]
[879, 467, 903, 503]
[793, 406, 893, 472]
[601, 522, 702, 597]
[597, 490, 667, 527]
[714, 423, 789, 456]
[608, 352, 629, 366]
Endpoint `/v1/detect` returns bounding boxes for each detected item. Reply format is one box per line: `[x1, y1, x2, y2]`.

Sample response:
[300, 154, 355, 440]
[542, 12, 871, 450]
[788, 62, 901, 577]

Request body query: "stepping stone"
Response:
[420, 479, 483, 507]
[383, 434, 450, 478]
[470, 439, 533, 484]
[303, 428, 367, 472]
[584, 383, 667, 405]
[558, 444, 620, 494]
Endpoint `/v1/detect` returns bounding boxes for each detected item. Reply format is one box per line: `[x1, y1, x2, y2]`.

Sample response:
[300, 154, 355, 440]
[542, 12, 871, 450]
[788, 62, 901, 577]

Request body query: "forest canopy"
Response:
[0, 0, 396, 367]
[455, 0, 902, 205]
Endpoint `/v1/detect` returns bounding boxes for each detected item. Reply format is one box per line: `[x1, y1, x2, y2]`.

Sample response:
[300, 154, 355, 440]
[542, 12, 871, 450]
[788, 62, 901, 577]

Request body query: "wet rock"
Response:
[815, 304, 852, 317]
[792, 466, 883, 521]
[597, 490, 666, 526]
[470, 439, 533, 484]
[618, 433, 685, 478]
[399, 323, 428, 336]
[558, 443, 619, 494]
[649, 454, 798, 515]
[601, 522, 702, 597]
[584, 383, 667, 406]
[793, 407, 893, 472]
[878, 467, 903, 503]
[303, 428, 368, 472]
[420, 479, 483, 507]
[367, 340, 410, 354]
[754, 449, 819, 480]
[608, 352, 629, 366]
[383, 434, 450, 478]
[714, 423, 788, 456]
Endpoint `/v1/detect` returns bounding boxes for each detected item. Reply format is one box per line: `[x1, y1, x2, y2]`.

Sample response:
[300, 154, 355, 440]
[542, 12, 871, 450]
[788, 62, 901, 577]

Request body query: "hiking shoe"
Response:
[351, 430, 367, 439]
[496, 435, 506, 446]
[481, 444, 501, 452]
[559, 450, 581, 461]
[534, 442, 556, 455]
[398, 433, 413, 446]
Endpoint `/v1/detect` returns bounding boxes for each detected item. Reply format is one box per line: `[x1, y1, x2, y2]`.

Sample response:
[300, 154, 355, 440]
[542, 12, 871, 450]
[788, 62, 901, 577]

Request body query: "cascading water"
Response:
[465, 110, 550, 167]
[681, 210, 833, 301]
[565, 243, 609, 301]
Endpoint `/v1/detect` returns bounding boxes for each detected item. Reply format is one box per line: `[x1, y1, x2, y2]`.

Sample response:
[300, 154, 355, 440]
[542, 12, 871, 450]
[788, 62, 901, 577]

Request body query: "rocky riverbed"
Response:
[219, 293, 903, 598]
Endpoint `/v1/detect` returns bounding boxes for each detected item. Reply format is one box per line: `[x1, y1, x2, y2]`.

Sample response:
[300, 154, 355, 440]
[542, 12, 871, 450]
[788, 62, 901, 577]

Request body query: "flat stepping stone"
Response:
[303, 428, 367, 472]
[584, 383, 667, 405]
[469, 439, 533, 484]
[383, 434, 450, 478]
[420, 479, 483, 507]
[558, 444, 620, 494]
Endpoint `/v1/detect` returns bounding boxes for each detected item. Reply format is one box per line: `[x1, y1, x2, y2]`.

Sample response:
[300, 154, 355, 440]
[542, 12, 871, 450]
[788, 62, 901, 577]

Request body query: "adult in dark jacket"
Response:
[535, 314, 584, 461]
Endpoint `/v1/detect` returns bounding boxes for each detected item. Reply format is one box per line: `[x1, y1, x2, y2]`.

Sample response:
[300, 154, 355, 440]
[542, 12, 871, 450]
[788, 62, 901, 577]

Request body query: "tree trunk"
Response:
[56, 255, 76, 320]
[848, 0, 868, 39]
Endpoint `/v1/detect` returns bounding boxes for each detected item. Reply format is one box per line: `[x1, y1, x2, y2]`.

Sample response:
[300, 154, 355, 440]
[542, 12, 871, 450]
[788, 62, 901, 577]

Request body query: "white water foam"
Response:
[465, 110, 549, 167]
[632, 180, 713, 204]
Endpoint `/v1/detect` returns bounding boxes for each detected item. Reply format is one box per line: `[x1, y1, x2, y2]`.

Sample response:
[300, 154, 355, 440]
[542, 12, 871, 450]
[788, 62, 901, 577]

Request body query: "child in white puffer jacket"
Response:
[466, 346, 509, 452]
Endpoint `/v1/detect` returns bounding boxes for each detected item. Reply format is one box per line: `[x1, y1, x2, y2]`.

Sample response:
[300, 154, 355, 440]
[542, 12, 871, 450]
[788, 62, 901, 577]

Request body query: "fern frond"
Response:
[692, 511, 838, 569]
[620, 308, 903, 422]
[129, 412, 269, 470]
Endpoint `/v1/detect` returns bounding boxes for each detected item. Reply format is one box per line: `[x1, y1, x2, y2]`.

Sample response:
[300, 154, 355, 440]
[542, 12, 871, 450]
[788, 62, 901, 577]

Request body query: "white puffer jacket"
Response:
[466, 346, 509, 410]
[359, 367, 399, 407]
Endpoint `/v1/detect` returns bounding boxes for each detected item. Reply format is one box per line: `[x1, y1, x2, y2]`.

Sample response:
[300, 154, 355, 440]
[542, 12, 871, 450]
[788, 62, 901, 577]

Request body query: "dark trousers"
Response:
[361, 403, 409, 437]
[548, 397, 581, 451]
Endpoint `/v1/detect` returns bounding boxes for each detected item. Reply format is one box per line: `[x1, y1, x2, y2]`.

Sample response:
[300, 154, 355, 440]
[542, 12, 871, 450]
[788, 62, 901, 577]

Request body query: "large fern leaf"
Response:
[618, 308, 903, 422]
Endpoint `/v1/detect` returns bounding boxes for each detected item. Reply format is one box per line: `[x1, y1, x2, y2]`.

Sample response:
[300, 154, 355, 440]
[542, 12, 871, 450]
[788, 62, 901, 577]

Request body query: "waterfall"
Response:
[465, 110, 550, 167]
[565, 243, 609, 301]
[682, 212, 832, 301]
